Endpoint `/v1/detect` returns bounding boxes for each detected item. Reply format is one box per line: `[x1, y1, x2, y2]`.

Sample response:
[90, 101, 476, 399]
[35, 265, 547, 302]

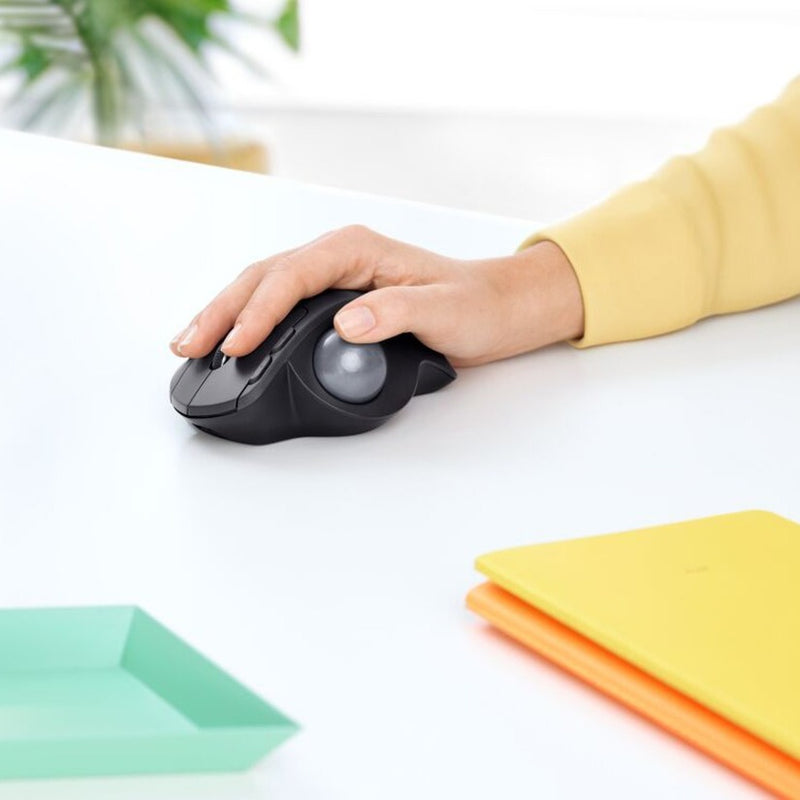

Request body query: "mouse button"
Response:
[270, 327, 296, 354]
[237, 366, 274, 410]
[169, 360, 191, 394]
[186, 361, 249, 417]
[239, 338, 277, 385]
[236, 380, 258, 410]
[170, 357, 213, 414]
[236, 323, 284, 375]
[255, 322, 287, 354]
[239, 310, 304, 379]
[283, 305, 308, 328]
[247, 355, 272, 385]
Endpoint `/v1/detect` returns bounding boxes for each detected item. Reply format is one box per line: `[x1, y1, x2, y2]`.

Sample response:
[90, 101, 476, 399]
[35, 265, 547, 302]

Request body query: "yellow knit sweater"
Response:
[524, 78, 800, 347]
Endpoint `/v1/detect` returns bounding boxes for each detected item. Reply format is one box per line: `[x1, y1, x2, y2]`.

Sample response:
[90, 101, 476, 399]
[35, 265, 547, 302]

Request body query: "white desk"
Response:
[1, 130, 797, 800]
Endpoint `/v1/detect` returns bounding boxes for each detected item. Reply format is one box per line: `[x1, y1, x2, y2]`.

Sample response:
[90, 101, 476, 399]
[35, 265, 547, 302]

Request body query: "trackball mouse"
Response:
[169, 290, 456, 444]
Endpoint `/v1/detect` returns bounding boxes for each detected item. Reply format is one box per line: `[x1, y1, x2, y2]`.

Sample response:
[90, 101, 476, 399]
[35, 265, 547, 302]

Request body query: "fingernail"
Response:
[170, 328, 186, 346]
[336, 306, 375, 338]
[221, 323, 241, 352]
[177, 324, 197, 355]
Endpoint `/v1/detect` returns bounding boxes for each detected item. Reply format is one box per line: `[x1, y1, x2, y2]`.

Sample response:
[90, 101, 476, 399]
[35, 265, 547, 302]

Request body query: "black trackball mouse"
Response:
[169, 290, 456, 444]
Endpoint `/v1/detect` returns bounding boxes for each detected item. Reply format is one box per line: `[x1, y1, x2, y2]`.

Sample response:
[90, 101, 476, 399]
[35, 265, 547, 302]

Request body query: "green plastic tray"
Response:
[0, 606, 298, 779]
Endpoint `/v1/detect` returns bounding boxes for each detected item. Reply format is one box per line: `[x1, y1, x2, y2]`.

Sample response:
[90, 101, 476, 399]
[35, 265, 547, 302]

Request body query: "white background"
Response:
[2, 2, 800, 219]
[215, 0, 800, 120]
[3, 131, 797, 800]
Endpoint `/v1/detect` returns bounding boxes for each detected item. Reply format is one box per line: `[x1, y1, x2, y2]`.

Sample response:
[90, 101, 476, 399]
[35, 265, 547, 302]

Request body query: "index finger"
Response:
[219, 225, 395, 356]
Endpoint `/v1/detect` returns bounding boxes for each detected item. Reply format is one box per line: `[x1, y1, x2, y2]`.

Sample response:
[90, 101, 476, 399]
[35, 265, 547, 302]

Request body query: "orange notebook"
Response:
[468, 583, 800, 798]
[467, 512, 800, 798]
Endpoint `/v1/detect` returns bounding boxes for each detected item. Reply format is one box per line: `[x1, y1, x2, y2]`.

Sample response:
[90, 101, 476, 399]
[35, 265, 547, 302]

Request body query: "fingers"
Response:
[170, 225, 448, 359]
[333, 284, 461, 348]
[169, 263, 268, 357]
[218, 226, 405, 357]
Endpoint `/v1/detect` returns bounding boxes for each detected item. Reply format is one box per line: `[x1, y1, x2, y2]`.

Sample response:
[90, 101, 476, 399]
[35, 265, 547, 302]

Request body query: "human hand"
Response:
[169, 226, 584, 368]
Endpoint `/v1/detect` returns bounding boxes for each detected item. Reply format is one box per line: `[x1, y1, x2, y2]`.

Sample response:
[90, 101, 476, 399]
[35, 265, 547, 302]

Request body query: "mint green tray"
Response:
[0, 606, 298, 779]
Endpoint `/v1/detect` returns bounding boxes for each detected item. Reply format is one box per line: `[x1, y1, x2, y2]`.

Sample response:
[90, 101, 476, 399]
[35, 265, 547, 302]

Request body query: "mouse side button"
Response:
[271, 328, 295, 353]
[284, 306, 308, 327]
[247, 355, 272, 385]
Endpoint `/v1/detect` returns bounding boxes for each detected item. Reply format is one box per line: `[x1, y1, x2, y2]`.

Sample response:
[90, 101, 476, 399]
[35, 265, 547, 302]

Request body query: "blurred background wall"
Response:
[2, 0, 799, 223]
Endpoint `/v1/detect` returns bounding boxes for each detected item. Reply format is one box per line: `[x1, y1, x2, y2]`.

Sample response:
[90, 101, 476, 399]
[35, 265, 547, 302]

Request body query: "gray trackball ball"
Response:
[312, 328, 387, 404]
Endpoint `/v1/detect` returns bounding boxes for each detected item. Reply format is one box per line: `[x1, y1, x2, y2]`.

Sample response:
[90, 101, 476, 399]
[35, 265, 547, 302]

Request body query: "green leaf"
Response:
[13, 39, 53, 81]
[1, 0, 298, 144]
[273, 0, 298, 51]
[130, 0, 229, 53]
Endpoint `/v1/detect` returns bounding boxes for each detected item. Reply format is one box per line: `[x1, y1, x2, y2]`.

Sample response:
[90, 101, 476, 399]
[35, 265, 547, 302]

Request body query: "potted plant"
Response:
[0, 0, 299, 171]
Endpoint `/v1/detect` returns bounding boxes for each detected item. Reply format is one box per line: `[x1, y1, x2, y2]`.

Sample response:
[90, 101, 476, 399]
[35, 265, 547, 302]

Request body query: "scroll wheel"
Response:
[210, 346, 229, 370]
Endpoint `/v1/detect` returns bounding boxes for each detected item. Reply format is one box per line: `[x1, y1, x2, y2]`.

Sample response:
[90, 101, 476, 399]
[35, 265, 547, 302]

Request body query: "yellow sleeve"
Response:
[521, 78, 800, 347]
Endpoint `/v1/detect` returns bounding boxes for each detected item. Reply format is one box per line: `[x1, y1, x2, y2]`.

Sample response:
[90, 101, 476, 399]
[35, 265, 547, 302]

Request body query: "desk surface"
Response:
[1, 130, 797, 800]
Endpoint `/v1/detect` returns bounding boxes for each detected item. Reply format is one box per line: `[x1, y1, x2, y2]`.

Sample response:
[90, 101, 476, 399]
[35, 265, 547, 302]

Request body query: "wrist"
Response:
[530, 240, 585, 342]
[492, 241, 585, 355]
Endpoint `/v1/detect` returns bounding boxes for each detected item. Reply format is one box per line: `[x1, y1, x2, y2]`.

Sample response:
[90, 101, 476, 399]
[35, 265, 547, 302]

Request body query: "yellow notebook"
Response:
[475, 511, 800, 760]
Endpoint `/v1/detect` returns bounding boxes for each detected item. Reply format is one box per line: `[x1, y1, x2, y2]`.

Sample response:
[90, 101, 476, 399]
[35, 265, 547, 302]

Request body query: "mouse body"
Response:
[169, 290, 456, 444]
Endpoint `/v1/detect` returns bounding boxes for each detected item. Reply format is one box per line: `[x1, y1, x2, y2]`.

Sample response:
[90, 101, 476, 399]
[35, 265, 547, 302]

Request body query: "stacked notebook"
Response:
[467, 511, 800, 797]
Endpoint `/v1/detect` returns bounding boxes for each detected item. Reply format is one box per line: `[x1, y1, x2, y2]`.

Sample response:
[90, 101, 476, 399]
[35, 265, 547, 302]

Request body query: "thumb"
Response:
[333, 285, 455, 345]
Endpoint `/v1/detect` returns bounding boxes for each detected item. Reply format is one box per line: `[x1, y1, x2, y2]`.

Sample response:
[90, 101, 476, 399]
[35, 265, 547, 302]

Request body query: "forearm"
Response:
[523, 78, 800, 347]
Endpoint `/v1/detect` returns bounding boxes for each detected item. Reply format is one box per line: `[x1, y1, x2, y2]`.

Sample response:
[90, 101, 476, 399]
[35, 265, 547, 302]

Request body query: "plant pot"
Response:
[121, 139, 268, 173]
[120, 108, 269, 173]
